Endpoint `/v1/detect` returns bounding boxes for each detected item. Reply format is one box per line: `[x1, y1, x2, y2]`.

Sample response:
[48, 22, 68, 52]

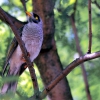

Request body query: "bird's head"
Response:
[26, 11, 42, 27]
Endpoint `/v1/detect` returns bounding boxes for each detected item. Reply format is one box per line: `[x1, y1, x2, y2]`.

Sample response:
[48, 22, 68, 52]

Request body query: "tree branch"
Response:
[70, 1, 92, 99]
[0, 7, 39, 98]
[70, 15, 92, 100]
[0, 11, 24, 29]
[88, 0, 92, 53]
[28, 51, 100, 100]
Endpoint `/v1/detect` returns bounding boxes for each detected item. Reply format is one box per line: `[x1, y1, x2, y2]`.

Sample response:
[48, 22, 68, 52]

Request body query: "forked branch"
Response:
[28, 51, 100, 100]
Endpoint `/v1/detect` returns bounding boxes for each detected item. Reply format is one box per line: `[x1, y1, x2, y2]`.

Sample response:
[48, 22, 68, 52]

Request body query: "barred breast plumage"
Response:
[22, 22, 43, 61]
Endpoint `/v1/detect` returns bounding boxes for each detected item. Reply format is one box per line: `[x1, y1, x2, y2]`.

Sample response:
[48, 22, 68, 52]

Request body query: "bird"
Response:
[0, 11, 43, 94]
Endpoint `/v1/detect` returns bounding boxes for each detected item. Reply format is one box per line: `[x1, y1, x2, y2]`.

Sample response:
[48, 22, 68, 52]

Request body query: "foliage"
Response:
[0, 0, 100, 100]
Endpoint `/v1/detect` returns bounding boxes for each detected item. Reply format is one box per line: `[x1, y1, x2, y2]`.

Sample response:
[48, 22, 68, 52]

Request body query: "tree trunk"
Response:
[33, 0, 73, 100]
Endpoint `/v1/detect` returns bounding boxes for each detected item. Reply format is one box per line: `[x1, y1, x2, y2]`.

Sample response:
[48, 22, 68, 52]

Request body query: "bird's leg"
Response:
[24, 65, 28, 68]
[22, 52, 30, 62]
[24, 62, 33, 69]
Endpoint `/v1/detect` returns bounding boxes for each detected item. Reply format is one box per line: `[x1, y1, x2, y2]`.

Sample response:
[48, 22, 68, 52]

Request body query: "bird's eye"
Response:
[33, 13, 40, 23]
[35, 16, 38, 20]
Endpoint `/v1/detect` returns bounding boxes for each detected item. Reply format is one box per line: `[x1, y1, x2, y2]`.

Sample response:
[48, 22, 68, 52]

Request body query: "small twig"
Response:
[87, 0, 92, 53]
[20, 0, 27, 12]
[92, 0, 100, 9]
[0, 7, 39, 97]
[72, 0, 77, 21]
[20, 0, 28, 19]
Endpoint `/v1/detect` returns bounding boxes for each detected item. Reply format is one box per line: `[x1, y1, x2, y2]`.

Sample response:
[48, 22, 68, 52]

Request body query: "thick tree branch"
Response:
[0, 7, 39, 98]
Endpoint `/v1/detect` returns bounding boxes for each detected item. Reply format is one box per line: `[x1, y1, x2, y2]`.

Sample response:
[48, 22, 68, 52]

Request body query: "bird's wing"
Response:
[2, 27, 24, 76]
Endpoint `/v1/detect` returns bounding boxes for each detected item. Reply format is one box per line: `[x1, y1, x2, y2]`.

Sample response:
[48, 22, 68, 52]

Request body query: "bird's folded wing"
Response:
[2, 27, 24, 76]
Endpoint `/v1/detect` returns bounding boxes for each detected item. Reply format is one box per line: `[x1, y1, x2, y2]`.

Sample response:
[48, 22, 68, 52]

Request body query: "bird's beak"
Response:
[26, 11, 32, 17]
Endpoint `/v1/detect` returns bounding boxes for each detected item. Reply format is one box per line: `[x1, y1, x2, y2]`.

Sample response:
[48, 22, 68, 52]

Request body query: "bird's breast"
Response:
[25, 39, 42, 61]
[21, 23, 43, 61]
[22, 34, 43, 61]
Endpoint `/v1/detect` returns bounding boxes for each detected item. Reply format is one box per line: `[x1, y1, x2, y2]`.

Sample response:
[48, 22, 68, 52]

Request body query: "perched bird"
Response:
[1, 11, 43, 94]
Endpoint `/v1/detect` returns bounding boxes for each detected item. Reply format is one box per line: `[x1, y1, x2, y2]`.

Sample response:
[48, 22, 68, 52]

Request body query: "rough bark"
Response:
[33, 0, 73, 100]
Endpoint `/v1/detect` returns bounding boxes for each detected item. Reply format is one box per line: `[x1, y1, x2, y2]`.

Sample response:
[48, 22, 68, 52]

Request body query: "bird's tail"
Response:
[0, 63, 26, 95]
[0, 69, 19, 94]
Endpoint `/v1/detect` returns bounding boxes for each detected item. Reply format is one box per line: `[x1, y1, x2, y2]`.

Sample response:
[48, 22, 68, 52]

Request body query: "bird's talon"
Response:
[27, 52, 30, 57]
[22, 57, 26, 62]
[24, 65, 27, 68]
[22, 52, 30, 62]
